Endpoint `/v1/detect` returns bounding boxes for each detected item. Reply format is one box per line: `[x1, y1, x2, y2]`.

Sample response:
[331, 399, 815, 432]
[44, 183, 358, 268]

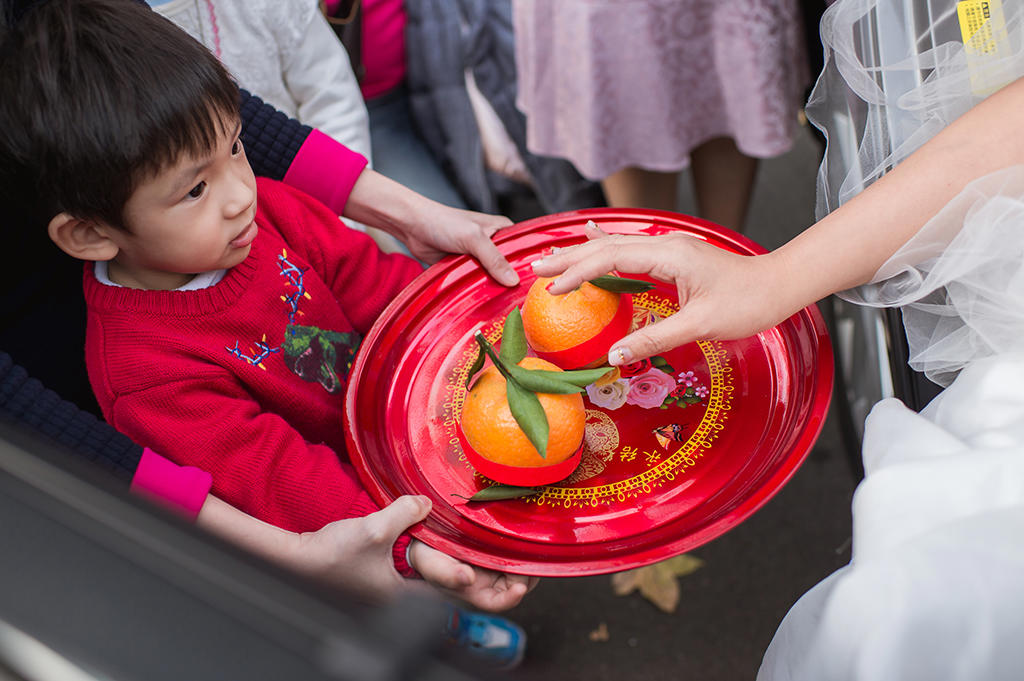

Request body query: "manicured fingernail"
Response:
[610, 346, 631, 365]
[530, 258, 545, 270]
[545, 279, 558, 292]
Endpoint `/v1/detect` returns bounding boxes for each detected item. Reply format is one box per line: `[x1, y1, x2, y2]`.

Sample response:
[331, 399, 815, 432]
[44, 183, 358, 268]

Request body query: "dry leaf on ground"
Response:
[610, 554, 705, 613]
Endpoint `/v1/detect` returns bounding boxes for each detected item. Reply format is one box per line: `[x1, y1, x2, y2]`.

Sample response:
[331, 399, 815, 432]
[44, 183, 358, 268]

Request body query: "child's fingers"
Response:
[498, 572, 537, 593]
[483, 579, 529, 611]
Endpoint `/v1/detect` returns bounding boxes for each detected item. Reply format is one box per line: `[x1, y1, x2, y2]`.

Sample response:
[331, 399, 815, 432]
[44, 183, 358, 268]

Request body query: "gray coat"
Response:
[404, 0, 604, 214]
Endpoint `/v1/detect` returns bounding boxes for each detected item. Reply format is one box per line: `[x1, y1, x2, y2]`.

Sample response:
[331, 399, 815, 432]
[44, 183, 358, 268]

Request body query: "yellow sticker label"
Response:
[957, 0, 1009, 96]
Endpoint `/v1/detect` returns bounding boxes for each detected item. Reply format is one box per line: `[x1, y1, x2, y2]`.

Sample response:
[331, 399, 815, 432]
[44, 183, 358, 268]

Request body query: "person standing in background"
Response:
[511, 0, 811, 233]
[327, 0, 607, 222]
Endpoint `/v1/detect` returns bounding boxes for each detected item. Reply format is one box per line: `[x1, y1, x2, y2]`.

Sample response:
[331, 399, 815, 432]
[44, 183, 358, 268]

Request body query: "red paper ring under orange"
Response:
[532, 294, 635, 370]
[457, 425, 584, 487]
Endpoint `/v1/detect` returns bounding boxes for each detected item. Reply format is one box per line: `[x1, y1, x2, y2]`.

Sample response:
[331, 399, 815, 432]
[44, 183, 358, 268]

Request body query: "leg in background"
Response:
[600, 167, 679, 211]
[690, 136, 759, 234]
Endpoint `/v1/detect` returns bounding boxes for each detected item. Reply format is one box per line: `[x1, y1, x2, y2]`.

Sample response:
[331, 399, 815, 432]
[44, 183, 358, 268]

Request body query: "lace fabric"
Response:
[807, 0, 1024, 386]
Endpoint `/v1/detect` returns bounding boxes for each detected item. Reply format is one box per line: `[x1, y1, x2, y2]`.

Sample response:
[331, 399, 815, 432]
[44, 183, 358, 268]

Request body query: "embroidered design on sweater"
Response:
[282, 325, 360, 393]
[227, 248, 361, 393]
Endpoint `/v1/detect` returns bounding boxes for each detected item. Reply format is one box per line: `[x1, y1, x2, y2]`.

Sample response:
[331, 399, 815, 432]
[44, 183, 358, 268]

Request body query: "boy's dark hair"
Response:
[0, 0, 240, 232]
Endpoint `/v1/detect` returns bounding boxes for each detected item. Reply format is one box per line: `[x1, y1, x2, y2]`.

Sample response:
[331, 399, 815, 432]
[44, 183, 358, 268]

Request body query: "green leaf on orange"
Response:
[476, 332, 513, 379]
[452, 485, 542, 502]
[498, 307, 528, 365]
[506, 376, 549, 458]
[506, 364, 584, 394]
[527, 367, 614, 387]
[464, 342, 486, 390]
[589, 274, 655, 294]
[474, 332, 549, 456]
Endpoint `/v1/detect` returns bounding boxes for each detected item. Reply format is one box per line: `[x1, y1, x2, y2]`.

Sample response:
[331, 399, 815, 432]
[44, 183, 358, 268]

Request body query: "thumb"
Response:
[470, 236, 519, 287]
[367, 495, 432, 539]
[609, 313, 696, 366]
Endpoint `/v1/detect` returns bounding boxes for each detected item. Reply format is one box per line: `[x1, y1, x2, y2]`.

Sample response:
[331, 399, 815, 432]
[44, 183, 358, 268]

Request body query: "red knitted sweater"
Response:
[84, 178, 423, 542]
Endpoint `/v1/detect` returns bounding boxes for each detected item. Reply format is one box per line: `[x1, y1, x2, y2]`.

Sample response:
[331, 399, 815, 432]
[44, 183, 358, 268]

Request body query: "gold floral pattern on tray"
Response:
[442, 292, 734, 509]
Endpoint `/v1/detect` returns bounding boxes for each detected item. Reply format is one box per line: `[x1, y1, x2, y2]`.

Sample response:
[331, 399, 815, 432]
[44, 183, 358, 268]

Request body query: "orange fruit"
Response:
[461, 357, 585, 468]
[521, 276, 631, 368]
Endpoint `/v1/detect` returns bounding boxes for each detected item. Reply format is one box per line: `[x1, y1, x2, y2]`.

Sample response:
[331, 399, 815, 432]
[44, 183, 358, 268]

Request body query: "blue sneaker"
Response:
[444, 606, 527, 670]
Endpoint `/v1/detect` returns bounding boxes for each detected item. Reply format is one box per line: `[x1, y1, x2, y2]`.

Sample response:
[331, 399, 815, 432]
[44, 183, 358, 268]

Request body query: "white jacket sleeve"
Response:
[280, 4, 372, 163]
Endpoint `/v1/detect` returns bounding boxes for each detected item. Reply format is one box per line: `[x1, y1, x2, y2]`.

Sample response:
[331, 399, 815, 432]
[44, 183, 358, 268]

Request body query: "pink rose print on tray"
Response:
[585, 355, 708, 410]
[626, 368, 677, 408]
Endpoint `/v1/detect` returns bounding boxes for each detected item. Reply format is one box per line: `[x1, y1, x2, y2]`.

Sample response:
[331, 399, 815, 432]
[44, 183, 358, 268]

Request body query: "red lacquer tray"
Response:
[345, 208, 833, 577]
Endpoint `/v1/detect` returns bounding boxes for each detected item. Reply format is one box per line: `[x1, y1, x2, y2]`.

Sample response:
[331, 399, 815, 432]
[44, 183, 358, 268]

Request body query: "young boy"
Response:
[0, 0, 532, 639]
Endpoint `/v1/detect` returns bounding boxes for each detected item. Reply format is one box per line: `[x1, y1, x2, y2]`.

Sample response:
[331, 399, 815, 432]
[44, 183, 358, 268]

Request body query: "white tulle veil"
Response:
[759, 6, 1024, 679]
[806, 0, 1024, 386]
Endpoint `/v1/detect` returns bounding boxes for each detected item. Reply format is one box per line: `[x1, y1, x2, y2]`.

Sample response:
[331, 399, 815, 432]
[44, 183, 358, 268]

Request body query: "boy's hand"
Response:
[294, 495, 434, 603]
[409, 540, 539, 613]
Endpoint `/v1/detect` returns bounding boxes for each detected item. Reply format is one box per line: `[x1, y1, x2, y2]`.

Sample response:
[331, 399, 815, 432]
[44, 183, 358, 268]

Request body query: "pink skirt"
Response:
[512, 0, 811, 180]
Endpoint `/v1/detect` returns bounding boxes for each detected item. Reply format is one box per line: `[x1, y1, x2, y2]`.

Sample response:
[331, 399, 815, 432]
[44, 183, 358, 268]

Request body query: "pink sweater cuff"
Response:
[130, 448, 213, 521]
[282, 128, 369, 216]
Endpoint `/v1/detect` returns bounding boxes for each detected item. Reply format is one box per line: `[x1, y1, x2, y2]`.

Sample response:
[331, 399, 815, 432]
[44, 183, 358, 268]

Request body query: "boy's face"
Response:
[104, 117, 258, 290]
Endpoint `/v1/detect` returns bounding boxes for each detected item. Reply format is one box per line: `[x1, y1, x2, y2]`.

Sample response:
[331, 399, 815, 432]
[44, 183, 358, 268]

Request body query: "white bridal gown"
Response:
[759, 0, 1024, 678]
